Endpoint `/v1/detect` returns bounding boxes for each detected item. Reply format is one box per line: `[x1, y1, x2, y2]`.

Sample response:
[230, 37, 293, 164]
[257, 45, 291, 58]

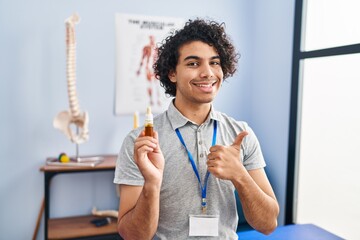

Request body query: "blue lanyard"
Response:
[175, 120, 217, 213]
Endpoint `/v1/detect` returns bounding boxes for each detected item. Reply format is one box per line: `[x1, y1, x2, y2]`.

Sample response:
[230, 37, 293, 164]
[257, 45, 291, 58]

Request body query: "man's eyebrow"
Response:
[183, 55, 220, 61]
[210, 56, 221, 60]
[183, 55, 200, 61]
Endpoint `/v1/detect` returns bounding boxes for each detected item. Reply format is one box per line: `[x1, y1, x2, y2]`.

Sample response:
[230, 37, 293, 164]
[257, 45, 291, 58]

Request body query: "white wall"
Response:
[0, 0, 294, 239]
[246, 0, 295, 228]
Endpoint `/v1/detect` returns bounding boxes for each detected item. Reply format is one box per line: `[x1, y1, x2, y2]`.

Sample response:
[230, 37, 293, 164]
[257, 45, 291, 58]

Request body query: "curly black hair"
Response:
[153, 18, 239, 97]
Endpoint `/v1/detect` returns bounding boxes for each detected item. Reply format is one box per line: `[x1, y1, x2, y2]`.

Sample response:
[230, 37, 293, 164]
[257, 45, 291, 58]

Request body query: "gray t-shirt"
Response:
[114, 102, 266, 239]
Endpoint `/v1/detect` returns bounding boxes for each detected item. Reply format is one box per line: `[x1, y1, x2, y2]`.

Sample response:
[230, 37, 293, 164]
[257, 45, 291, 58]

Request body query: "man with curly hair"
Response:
[114, 18, 279, 239]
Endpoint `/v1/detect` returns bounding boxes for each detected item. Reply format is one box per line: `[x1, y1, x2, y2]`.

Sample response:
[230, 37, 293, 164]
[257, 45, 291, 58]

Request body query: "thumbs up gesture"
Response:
[207, 131, 248, 180]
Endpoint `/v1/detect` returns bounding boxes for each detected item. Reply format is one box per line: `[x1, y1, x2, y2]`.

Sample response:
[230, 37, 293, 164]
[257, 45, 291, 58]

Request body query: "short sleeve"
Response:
[241, 122, 266, 170]
[113, 130, 145, 186]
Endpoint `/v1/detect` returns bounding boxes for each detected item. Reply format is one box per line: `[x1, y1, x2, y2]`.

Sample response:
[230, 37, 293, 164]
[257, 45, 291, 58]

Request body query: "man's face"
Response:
[168, 41, 224, 106]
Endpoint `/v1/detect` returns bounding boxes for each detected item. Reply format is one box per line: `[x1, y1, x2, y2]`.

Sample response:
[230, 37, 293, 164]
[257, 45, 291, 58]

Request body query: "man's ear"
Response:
[168, 70, 176, 83]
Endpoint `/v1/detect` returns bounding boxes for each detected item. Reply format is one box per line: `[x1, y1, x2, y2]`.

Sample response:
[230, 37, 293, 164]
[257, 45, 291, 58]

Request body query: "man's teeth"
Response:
[195, 82, 216, 87]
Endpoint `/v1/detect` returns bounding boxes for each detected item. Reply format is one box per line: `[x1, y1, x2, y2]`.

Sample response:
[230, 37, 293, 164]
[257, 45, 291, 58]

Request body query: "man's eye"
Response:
[211, 61, 221, 65]
[187, 62, 199, 66]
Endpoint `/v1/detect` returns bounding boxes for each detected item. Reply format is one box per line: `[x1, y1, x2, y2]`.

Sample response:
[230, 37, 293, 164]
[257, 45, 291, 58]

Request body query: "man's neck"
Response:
[173, 99, 211, 125]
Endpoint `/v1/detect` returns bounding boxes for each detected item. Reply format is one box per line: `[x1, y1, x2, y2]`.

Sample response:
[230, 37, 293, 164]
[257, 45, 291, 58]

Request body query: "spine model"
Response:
[53, 13, 89, 144]
[66, 13, 81, 120]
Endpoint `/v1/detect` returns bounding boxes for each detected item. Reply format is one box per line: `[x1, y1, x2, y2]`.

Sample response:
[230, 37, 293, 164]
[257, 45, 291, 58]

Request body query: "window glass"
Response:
[296, 53, 360, 239]
[303, 0, 360, 51]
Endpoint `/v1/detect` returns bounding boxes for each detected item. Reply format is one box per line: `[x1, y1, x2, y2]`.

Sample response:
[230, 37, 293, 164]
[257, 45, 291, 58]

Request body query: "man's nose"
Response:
[199, 63, 214, 79]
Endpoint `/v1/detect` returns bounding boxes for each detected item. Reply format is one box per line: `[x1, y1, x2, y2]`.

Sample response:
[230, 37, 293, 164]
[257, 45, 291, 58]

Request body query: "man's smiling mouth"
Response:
[192, 80, 217, 87]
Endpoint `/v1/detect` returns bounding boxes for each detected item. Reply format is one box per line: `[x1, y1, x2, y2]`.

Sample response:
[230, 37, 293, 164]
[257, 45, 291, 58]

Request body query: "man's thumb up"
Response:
[231, 131, 248, 151]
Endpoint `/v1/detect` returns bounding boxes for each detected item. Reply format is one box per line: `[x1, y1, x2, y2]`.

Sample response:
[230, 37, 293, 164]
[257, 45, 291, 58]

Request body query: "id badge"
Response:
[189, 215, 219, 236]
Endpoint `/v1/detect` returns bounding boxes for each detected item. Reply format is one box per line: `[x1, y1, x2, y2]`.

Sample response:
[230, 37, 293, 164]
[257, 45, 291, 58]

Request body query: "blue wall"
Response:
[0, 0, 294, 239]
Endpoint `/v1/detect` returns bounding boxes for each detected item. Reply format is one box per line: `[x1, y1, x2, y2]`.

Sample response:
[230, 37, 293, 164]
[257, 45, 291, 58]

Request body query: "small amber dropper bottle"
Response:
[145, 106, 154, 137]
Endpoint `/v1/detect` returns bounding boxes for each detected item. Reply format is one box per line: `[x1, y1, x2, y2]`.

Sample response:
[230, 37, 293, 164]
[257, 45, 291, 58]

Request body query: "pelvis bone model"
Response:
[53, 13, 89, 144]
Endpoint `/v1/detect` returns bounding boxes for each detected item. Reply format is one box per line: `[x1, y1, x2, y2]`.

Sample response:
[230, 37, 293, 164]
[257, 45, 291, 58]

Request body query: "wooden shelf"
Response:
[41, 154, 119, 239]
[40, 154, 117, 173]
[48, 215, 118, 239]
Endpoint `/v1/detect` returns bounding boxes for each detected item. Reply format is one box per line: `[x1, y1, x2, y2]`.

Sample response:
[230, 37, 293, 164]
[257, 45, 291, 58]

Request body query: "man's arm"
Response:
[117, 131, 164, 239]
[207, 132, 279, 235]
[117, 183, 161, 239]
[232, 167, 279, 235]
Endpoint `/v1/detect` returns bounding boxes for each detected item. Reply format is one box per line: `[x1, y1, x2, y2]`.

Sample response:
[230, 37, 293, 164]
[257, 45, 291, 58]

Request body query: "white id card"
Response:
[189, 215, 219, 236]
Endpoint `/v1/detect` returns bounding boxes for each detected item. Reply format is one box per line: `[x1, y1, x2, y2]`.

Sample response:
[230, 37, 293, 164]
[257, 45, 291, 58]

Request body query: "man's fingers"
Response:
[135, 138, 157, 149]
[153, 130, 159, 140]
[231, 131, 248, 150]
[152, 131, 162, 153]
[138, 130, 145, 137]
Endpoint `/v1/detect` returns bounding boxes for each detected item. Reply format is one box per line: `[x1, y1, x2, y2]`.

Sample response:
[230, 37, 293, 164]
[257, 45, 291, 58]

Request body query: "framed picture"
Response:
[115, 13, 184, 115]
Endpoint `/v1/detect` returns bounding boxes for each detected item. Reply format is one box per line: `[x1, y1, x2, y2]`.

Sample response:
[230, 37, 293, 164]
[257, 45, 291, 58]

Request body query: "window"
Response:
[304, 0, 360, 51]
[286, 1, 360, 239]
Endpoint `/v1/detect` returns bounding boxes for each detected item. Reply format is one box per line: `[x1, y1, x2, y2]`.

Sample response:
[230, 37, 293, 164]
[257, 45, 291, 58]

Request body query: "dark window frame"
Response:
[285, 0, 360, 224]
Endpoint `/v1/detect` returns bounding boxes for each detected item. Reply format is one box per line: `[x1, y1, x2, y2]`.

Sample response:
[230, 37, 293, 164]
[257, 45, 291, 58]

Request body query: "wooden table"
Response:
[40, 155, 121, 240]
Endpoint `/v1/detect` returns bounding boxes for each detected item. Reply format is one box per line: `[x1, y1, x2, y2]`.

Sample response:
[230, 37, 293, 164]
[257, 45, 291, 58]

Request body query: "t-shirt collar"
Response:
[166, 100, 222, 130]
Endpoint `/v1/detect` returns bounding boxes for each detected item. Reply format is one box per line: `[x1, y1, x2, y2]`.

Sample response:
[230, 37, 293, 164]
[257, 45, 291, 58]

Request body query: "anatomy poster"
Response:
[115, 13, 184, 115]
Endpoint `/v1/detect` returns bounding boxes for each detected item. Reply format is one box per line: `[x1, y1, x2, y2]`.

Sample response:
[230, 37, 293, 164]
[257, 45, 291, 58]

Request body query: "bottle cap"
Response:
[145, 106, 153, 122]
